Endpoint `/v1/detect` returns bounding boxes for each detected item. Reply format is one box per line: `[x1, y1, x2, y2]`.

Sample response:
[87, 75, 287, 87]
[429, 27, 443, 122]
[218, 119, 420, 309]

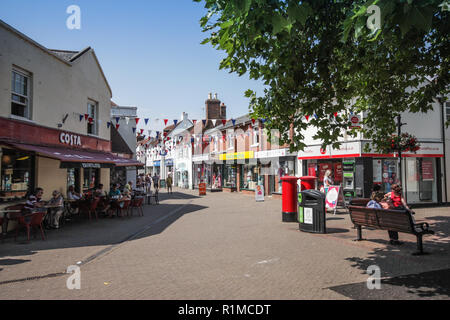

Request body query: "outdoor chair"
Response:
[129, 197, 144, 217]
[79, 198, 100, 221]
[119, 200, 131, 218]
[15, 210, 46, 242]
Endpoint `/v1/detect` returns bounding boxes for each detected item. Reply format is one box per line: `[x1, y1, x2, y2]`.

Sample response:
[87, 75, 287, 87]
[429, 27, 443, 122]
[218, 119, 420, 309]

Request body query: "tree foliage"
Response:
[194, 0, 449, 152]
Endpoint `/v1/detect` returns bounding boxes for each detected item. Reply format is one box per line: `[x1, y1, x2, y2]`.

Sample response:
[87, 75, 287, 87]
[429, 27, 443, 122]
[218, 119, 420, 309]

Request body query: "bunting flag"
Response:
[79, 115, 84, 122]
[251, 119, 256, 125]
[314, 113, 318, 119]
[135, 118, 140, 125]
[261, 118, 267, 124]
[116, 124, 120, 130]
[212, 119, 217, 126]
[232, 119, 236, 126]
[115, 117, 120, 124]
[144, 118, 149, 125]
[192, 120, 197, 125]
[202, 120, 207, 126]
[156, 131, 160, 137]
[84, 114, 89, 121]
[174, 120, 178, 126]
[222, 119, 227, 125]
[305, 115, 310, 121]
[107, 122, 111, 129]
[132, 128, 136, 133]
[88, 117, 93, 123]
[164, 119, 168, 126]
[125, 117, 130, 125]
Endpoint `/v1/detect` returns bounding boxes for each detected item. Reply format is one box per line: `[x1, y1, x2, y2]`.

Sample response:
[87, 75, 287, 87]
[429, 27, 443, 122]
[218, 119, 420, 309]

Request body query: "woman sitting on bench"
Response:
[384, 184, 415, 245]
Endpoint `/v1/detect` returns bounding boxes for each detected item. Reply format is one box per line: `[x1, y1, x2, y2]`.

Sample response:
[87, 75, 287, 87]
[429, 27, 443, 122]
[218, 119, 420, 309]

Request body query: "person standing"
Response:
[166, 174, 173, 195]
[152, 173, 160, 192]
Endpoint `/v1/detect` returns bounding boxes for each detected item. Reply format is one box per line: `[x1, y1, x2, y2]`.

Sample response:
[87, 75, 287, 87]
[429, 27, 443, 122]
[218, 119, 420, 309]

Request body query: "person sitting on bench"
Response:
[384, 184, 414, 245]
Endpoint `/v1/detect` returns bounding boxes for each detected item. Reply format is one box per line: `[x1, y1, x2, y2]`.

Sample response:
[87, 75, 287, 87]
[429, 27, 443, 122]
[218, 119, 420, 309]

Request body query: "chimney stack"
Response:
[220, 102, 227, 120]
[205, 92, 221, 120]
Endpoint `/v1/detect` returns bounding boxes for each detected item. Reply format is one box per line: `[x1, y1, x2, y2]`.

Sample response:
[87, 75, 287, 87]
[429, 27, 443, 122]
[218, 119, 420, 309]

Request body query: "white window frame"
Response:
[251, 127, 260, 147]
[87, 100, 98, 136]
[11, 68, 32, 119]
[227, 131, 234, 150]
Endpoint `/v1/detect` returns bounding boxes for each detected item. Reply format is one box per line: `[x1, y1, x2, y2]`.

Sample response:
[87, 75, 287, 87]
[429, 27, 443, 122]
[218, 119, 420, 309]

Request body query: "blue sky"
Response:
[0, 0, 265, 133]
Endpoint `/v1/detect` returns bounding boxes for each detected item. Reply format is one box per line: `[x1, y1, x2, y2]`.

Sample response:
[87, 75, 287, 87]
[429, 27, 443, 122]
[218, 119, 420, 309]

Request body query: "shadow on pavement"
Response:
[332, 215, 450, 299]
[0, 258, 31, 266]
[0, 202, 208, 261]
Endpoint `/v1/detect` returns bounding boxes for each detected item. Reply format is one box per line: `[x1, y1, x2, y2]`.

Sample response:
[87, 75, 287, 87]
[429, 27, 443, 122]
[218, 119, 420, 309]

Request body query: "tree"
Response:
[194, 0, 449, 152]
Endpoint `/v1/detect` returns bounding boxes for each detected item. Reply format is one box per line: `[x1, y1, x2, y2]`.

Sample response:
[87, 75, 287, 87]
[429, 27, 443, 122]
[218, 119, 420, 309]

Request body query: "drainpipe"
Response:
[438, 97, 448, 204]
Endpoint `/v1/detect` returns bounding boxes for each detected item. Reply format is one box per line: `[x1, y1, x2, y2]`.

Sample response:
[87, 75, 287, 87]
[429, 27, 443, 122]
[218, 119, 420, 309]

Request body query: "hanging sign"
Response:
[349, 115, 362, 129]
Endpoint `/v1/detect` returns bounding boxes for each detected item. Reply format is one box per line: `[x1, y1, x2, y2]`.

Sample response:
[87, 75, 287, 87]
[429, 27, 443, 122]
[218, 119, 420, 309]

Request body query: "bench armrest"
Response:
[414, 222, 430, 231]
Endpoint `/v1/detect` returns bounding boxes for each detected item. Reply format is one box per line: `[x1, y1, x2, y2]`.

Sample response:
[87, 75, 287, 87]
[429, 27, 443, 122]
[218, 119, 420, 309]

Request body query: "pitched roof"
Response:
[111, 126, 134, 155]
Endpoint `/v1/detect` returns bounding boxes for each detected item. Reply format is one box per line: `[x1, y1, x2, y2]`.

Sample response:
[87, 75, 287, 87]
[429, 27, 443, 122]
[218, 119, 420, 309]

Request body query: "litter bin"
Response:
[298, 176, 317, 191]
[281, 176, 300, 222]
[298, 189, 326, 233]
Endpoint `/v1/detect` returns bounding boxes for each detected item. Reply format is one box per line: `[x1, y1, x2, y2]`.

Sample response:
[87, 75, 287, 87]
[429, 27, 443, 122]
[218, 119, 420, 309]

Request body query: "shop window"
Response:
[405, 158, 437, 203]
[83, 168, 99, 190]
[67, 168, 80, 192]
[446, 102, 450, 122]
[87, 100, 98, 135]
[11, 69, 31, 119]
[223, 165, 237, 188]
[241, 164, 260, 190]
[0, 148, 33, 201]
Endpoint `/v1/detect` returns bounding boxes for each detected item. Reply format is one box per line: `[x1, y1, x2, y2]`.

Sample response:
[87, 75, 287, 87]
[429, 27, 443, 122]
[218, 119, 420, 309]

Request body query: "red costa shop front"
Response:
[0, 117, 142, 204]
[298, 141, 445, 205]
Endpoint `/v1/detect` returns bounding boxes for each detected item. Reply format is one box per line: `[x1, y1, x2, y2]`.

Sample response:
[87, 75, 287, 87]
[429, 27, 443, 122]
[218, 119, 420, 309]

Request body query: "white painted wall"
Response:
[0, 23, 112, 140]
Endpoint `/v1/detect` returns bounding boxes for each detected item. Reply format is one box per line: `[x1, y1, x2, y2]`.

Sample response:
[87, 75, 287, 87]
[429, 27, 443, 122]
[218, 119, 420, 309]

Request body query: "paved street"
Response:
[0, 188, 449, 300]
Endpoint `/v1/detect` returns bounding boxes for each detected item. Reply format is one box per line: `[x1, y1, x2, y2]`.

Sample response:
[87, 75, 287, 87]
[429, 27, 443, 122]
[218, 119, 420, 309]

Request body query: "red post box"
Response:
[281, 176, 300, 222]
[299, 176, 317, 191]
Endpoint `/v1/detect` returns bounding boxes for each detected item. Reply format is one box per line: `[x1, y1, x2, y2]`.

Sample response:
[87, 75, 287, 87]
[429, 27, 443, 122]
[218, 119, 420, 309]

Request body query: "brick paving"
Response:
[0, 188, 449, 300]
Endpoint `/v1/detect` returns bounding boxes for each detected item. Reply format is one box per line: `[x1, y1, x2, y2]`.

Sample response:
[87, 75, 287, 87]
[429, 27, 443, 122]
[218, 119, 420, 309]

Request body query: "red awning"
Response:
[2, 142, 143, 167]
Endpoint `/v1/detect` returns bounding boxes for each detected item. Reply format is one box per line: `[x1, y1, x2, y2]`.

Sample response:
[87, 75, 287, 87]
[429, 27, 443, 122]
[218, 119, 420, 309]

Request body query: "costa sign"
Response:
[60, 132, 82, 146]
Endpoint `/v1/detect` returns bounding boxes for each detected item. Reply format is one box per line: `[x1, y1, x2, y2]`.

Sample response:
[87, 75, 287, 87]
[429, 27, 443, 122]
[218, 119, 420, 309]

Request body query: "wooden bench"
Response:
[348, 205, 434, 255]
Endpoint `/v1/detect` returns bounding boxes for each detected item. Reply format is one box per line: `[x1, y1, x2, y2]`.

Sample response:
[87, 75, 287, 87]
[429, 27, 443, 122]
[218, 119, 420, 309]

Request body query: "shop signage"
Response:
[192, 154, 209, 162]
[349, 115, 362, 129]
[298, 142, 361, 159]
[81, 163, 101, 169]
[255, 185, 264, 202]
[255, 149, 286, 159]
[219, 151, 254, 161]
[199, 183, 207, 196]
[165, 159, 173, 166]
[153, 160, 161, 167]
[60, 132, 82, 147]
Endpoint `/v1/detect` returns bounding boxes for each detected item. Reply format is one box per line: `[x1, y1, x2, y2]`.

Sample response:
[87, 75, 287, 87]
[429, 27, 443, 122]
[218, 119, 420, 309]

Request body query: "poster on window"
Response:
[325, 186, 340, 210]
[422, 160, 434, 181]
[407, 159, 418, 192]
[334, 162, 343, 184]
[308, 163, 316, 177]
[373, 160, 382, 184]
[318, 163, 332, 182]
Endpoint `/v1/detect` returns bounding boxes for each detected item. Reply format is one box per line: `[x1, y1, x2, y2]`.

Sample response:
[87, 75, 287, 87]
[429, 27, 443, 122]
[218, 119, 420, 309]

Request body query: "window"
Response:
[11, 69, 31, 118]
[1, 148, 33, 201]
[446, 102, 450, 122]
[252, 128, 260, 146]
[228, 133, 234, 149]
[87, 100, 98, 135]
[83, 168, 99, 190]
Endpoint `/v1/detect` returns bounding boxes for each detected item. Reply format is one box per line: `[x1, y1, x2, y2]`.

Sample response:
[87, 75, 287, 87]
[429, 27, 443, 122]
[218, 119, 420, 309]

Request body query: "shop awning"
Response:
[2, 142, 143, 167]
